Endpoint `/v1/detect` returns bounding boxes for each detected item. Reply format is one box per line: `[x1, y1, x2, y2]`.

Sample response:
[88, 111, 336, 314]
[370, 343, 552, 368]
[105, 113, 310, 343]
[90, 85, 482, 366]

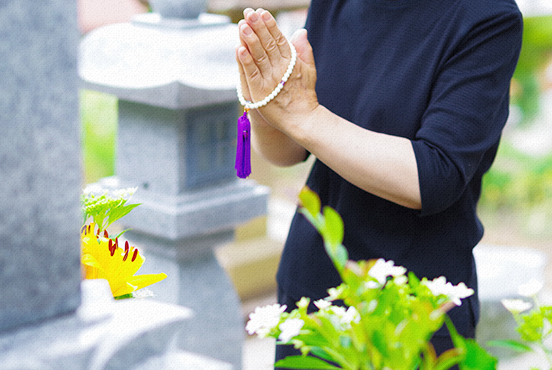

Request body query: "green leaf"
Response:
[114, 293, 134, 300]
[460, 339, 497, 370]
[486, 339, 533, 353]
[445, 317, 497, 370]
[309, 347, 336, 363]
[299, 187, 321, 218]
[325, 243, 348, 273]
[433, 348, 462, 370]
[275, 356, 342, 369]
[322, 206, 344, 247]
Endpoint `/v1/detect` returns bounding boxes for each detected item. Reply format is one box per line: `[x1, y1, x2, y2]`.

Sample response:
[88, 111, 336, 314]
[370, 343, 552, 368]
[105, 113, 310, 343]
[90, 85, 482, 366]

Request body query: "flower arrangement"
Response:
[246, 187, 496, 370]
[489, 279, 552, 369]
[81, 186, 167, 299]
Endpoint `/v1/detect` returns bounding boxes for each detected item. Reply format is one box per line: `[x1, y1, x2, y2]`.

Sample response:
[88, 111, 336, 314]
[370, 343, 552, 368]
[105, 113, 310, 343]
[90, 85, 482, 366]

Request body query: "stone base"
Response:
[96, 176, 270, 241]
[0, 280, 232, 370]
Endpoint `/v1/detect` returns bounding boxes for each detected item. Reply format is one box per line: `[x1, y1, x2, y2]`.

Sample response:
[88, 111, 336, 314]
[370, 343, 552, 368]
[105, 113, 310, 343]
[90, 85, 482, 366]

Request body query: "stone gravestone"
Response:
[0, 2, 232, 369]
[0, 0, 82, 332]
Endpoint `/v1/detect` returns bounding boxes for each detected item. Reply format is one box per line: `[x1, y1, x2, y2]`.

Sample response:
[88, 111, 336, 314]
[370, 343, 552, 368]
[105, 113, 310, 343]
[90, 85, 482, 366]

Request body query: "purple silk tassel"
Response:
[235, 110, 251, 178]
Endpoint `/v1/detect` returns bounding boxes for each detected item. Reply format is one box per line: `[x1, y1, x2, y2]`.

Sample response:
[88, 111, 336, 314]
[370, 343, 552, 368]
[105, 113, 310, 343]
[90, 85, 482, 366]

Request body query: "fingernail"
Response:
[249, 12, 259, 23]
[261, 11, 272, 22]
[241, 24, 252, 36]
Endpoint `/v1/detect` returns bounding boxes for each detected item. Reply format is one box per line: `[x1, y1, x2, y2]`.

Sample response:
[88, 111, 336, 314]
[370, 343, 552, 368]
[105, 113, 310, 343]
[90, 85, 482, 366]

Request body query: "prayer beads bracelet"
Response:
[237, 43, 297, 110]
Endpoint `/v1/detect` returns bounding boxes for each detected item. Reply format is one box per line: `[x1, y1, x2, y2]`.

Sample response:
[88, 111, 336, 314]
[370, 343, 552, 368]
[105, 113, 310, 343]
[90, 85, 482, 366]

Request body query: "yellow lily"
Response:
[81, 223, 167, 298]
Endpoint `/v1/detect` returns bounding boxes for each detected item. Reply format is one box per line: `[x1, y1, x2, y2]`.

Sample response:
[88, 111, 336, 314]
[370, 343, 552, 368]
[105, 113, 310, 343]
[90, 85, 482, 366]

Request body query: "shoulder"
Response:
[453, 0, 522, 22]
[438, 0, 523, 49]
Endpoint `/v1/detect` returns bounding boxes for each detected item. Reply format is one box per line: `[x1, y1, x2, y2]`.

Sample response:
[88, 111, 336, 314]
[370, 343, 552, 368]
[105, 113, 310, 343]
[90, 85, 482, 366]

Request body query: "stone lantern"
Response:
[149, 0, 208, 19]
[79, 1, 270, 367]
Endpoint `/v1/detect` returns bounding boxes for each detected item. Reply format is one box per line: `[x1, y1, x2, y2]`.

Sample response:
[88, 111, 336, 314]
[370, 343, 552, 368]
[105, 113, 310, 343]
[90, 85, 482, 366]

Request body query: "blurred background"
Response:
[78, 0, 552, 367]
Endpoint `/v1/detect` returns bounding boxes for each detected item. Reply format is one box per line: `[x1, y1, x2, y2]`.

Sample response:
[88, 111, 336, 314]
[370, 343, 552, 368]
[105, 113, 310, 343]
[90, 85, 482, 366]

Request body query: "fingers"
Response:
[236, 45, 264, 101]
[257, 10, 291, 59]
[239, 18, 272, 78]
[235, 46, 251, 101]
[247, 9, 290, 61]
[240, 8, 290, 72]
[290, 29, 315, 67]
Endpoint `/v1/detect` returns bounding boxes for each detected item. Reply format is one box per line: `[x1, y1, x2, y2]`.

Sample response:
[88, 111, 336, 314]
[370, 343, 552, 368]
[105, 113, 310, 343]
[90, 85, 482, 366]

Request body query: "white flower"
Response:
[423, 276, 449, 296]
[518, 279, 544, 298]
[502, 299, 533, 314]
[368, 259, 407, 285]
[341, 306, 360, 325]
[423, 276, 474, 306]
[314, 299, 332, 310]
[394, 275, 408, 286]
[297, 297, 310, 309]
[112, 187, 138, 198]
[329, 306, 347, 317]
[364, 281, 380, 289]
[246, 304, 287, 337]
[133, 288, 154, 299]
[327, 286, 345, 301]
[82, 184, 104, 195]
[279, 318, 304, 343]
[323, 305, 360, 330]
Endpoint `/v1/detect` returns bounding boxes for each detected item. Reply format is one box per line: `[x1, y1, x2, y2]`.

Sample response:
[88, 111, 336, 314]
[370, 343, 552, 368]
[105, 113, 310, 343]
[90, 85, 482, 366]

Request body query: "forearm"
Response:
[284, 105, 422, 209]
[249, 110, 308, 167]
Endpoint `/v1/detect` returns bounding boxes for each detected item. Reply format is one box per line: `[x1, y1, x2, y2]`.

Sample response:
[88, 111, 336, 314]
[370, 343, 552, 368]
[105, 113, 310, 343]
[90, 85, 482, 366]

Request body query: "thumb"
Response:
[290, 28, 315, 66]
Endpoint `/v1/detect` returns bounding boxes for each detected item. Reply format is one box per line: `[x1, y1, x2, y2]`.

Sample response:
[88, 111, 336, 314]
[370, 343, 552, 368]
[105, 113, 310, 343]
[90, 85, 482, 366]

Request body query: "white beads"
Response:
[237, 43, 297, 110]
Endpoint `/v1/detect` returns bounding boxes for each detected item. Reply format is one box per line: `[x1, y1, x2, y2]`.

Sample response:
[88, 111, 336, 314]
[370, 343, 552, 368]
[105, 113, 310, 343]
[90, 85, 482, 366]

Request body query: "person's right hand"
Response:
[236, 8, 319, 135]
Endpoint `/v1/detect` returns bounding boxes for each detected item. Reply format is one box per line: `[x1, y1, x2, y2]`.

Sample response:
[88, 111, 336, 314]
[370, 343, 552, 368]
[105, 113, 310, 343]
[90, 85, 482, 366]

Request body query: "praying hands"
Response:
[235, 8, 422, 210]
[235, 8, 319, 136]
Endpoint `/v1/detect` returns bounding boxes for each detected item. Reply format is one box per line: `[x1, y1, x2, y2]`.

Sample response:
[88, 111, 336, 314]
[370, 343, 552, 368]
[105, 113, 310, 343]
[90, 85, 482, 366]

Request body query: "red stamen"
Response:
[122, 241, 130, 261]
[108, 239, 115, 256]
[104, 230, 108, 238]
[132, 249, 138, 262]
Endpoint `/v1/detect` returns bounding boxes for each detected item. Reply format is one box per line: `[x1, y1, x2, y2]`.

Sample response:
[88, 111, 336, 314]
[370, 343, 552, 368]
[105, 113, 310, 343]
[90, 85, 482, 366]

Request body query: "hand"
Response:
[236, 8, 319, 134]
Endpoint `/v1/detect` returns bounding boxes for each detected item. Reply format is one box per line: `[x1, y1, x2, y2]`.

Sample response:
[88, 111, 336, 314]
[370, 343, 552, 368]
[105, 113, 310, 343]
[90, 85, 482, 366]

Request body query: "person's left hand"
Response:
[236, 8, 319, 134]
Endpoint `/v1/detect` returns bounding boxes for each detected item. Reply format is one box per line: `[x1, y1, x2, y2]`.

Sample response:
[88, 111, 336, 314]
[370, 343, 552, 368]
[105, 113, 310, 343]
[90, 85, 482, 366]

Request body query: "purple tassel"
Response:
[235, 110, 251, 178]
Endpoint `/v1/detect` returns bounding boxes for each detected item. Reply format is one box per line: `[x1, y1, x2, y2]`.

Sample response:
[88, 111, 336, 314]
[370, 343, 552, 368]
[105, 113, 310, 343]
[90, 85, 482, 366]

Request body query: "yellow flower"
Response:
[81, 223, 167, 298]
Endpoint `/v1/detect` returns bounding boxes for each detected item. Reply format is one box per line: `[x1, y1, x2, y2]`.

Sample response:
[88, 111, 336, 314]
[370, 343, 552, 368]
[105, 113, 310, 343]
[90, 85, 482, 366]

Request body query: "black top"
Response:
[277, 0, 522, 336]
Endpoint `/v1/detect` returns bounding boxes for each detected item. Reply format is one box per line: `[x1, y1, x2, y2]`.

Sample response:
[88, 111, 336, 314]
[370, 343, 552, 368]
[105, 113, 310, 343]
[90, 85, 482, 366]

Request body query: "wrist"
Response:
[286, 104, 325, 149]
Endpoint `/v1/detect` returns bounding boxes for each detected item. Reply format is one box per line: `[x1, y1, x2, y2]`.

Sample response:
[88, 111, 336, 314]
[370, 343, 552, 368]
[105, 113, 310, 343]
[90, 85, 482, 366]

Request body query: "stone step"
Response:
[216, 234, 283, 302]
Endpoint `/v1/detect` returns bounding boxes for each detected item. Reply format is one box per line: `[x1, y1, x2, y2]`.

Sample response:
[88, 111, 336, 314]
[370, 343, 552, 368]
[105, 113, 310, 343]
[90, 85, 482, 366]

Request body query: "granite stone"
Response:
[79, 19, 238, 109]
[80, 11, 271, 368]
[0, 280, 232, 370]
[0, 0, 82, 332]
[149, 0, 209, 19]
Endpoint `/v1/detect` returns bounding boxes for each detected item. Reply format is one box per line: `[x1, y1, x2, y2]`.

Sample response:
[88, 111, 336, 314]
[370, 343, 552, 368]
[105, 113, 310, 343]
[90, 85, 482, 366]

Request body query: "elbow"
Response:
[253, 145, 309, 168]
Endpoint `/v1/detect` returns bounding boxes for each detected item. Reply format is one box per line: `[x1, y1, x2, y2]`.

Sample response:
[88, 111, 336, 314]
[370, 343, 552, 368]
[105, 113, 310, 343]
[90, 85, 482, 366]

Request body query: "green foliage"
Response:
[249, 187, 495, 370]
[299, 188, 348, 273]
[511, 15, 552, 123]
[490, 286, 552, 369]
[81, 187, 140, 235]
[445, 317, 498, 370]
[480, 142, 552, 236]
[275, 356, 341, 369]
[80, 90, 118, 184]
